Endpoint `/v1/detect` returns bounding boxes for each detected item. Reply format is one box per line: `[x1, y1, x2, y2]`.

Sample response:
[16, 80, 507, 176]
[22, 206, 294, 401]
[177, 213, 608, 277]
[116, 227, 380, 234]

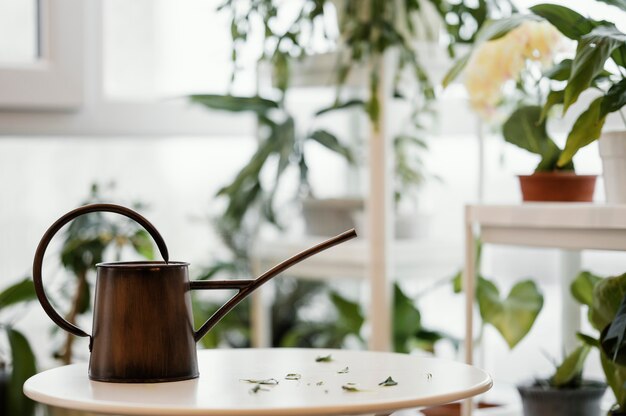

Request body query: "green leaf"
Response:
[601, 78, 626, 118]
[571, 271, 603, 307]
[308, 130, 354, 164]
[189, 95, 279, 114]
[476, 278, 544, 349]
[551, 344, 591, 387]
[378, 376, 398, 386]
[130, 229, 155, 260]
[530, 5, 596, 40]
[315, 99, 365, 116]
[0, 279, 36, 311]
[7, 328, 36, 416]
[544, 59, 572, 81]
[443, 53, 470, 88]
[330, 291, 364, 335]
[563, 26, 626, 112]
[577, 332, 600, 348]
[502, 106, 562, 171]
[597, 0, 626, 12]
[558, 97, 607, 167]
[539, 90, 565, 124]
[393, 283, 422, 353]
[195, 261, 239, 280]
[600, 349, 626, 408]
[590, 273, 626, 332]
[600, 294, 626, 365]
[475, 15, 536, 43]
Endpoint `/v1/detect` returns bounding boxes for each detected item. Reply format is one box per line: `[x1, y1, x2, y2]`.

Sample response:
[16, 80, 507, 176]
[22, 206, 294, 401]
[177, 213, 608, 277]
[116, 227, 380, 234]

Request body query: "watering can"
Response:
[32, 204, 356, 383]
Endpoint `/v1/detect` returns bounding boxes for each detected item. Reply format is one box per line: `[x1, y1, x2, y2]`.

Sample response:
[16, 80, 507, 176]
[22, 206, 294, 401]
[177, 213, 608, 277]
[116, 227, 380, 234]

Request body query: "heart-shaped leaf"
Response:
[476, 278, 544, 349]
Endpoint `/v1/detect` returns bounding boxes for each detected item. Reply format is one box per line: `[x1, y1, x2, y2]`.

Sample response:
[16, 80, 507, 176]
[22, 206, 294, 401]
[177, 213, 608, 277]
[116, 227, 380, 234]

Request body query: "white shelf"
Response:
[462, 203, 626, 416]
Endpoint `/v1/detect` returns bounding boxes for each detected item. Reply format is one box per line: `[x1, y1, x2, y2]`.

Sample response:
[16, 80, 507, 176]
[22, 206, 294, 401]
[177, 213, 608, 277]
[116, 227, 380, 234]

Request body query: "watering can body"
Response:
[33, 204, 356, 383]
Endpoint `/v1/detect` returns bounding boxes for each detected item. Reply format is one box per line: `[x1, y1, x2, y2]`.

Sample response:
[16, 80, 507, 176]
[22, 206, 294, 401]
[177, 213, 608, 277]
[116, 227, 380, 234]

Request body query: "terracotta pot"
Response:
[420, 402, 500, 416]
[518, 172, 596, 202]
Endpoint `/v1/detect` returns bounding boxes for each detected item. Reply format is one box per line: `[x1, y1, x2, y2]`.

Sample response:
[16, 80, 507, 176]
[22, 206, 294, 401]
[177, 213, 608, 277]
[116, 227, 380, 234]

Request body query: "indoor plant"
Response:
[517, 341, 606, 416]
[0, 278, 38, 416]
[571, 271, 626, 414]
[447, 2, 626, 202]
[446, 18, 598, 201]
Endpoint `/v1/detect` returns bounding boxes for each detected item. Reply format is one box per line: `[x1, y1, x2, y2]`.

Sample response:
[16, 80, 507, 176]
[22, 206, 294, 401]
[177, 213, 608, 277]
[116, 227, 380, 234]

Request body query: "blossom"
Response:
[463, 20, 563, 120]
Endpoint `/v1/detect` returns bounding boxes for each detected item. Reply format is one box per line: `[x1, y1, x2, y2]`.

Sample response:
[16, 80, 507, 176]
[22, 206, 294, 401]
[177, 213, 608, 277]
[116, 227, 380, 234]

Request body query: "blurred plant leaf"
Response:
[600, 348, 626, 408]
[590, 273, 626, 332]
[7, 328, 36, 416]
[597, 0, 626, 12]
[530, 4, 596, 40]
[130, 229, 155, 260]
[563, 26, 626, 112]
[476, 278, 544, 349]
[601, 78, 626, 118]
[308, 130, 355, 164]
[502, 106, 563, 172]
[315, 99, 365, 116]
[330, 291, 364, 336]
[571, 271, 603, 307]
[544, 59, 572, 81]
[195, 261, 239, 281]
[189, 95, 279, 114]
[600, 294, 626, 365]
[558, 97, 607, 167]
[551, 344, 590, 387]
[539, 90, 565, 123]
[0, 279, 36, 311]
[393, 284, 422, 353]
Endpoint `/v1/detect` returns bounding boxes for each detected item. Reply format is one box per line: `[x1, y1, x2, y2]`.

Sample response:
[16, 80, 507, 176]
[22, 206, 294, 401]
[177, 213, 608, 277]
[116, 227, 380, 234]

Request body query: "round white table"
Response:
[24, 349, 492, 416]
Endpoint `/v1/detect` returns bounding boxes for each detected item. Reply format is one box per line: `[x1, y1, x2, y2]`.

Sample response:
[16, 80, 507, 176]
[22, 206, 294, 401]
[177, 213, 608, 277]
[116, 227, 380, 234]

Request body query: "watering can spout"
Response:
[191, 228, 358, 342]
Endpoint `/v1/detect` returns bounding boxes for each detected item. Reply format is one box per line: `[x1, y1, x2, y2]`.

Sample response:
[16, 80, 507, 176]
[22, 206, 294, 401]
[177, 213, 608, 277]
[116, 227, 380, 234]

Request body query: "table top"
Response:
[24, 348, 492, 416]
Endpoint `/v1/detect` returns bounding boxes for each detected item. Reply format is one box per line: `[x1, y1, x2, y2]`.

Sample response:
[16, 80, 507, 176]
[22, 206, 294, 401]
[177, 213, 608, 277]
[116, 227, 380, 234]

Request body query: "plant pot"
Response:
[420, 401, 501, 416]
[517, 380, 606, 416]
[518, 172, 597, 202]
[599, 130, 626, 203]
[302, 198, 363, 236]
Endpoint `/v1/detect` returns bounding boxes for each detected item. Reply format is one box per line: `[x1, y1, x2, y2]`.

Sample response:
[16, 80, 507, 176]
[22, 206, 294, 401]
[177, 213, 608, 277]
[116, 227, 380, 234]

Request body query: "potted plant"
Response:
[445, 18, 599, 201]
[447, 3, 626, 202]
[571, 271, 626, 415]
[517, 341, 606, 416]
[0, 278, 38, 416]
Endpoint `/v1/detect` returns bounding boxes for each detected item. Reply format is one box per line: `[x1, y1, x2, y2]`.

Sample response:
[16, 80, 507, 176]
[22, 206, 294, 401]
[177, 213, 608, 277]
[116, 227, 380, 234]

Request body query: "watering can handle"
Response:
[32, 203, 169, 338]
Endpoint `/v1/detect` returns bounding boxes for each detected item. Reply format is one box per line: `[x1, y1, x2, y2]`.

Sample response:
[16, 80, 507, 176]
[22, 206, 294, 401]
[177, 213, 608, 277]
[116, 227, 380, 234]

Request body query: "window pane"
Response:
[0, 0, 39, 64]
[104, 0, 248, 100]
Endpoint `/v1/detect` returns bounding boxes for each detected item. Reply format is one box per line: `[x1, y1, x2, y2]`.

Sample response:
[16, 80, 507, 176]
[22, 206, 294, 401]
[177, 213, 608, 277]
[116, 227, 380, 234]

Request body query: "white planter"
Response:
[599, 130, 626, 203]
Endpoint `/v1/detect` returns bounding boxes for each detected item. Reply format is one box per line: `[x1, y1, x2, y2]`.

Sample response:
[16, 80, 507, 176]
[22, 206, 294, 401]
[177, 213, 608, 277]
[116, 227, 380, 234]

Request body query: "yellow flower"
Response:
[463, 20, 562, 120]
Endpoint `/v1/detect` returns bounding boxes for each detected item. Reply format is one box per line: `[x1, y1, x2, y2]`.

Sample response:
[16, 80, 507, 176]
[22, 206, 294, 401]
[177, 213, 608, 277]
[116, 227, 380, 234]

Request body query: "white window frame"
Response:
[0, 0, 254, 137]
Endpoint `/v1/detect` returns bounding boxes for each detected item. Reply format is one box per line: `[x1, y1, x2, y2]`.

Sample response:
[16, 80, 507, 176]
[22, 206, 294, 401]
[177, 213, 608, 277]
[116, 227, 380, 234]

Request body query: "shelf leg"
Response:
[462, 209, 476, 416]
[559, 249, 582, 354]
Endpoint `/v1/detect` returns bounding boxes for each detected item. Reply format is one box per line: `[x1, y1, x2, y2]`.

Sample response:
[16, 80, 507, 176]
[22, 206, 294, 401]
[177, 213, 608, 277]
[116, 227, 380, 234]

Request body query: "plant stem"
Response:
[60, 271, 87, 365]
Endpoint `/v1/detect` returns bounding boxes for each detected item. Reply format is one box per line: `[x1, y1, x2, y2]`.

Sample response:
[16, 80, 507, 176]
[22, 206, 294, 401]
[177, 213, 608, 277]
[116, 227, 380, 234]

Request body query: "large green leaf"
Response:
[571, 271, 603, 307]
[308, 130, 355, 164]
[600, 294, 626, 365]
[551, 344, 591, 387]
[6, 328, 36, 416]
[0, 279, 36, 311]
[530, 4, 596, 40]
[590, 273, 626, 332]
[563, 26, 626, 112]
[502, 106, 562, 171]
[600, 349, 626, 409]
[189, 95, 279, 114]
[315, 99, 365, 116]
[476, 278, 544, 349]
[601, 78, 626, 118]
[558, 97, 607, 167]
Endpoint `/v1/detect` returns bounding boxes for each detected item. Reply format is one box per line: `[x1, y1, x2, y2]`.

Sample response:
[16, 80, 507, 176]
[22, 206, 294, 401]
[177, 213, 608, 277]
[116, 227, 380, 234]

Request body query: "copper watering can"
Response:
[33, 204, 357, 383]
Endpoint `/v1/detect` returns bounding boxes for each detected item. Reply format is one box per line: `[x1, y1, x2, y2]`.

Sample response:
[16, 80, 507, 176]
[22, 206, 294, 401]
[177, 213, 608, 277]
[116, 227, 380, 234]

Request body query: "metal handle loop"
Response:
[32, 204, 169, 338]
